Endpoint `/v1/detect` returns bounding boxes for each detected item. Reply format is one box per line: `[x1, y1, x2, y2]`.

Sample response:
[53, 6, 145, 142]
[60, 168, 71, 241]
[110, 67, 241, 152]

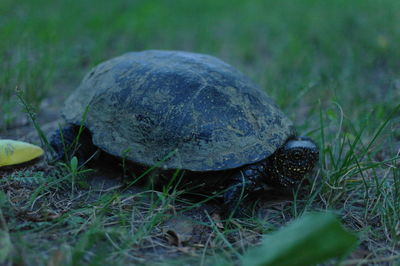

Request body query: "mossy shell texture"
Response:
[63, 50, 295, 171]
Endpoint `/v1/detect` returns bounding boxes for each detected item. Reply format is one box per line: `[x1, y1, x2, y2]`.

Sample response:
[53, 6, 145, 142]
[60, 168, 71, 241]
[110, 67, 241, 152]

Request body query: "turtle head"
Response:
[268, 136, 319, 188]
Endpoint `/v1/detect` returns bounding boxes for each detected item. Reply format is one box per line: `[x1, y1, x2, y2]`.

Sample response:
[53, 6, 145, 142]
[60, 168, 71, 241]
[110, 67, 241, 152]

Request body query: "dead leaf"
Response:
[211, 212, 224, 229]
[163, 216, 194, 246]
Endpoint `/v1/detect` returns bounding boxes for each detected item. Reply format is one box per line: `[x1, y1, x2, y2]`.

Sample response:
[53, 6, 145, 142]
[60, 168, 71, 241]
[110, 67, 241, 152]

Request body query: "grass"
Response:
[1, 0, 400, 264]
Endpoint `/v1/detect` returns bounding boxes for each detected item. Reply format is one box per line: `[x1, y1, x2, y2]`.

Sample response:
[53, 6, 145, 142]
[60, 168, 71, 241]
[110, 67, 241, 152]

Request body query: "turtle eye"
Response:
[292, 150, 303, 160]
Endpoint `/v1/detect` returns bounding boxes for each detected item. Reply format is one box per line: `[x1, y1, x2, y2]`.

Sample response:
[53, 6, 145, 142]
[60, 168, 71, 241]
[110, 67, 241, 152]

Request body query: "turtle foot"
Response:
[50, 125, 97, 165]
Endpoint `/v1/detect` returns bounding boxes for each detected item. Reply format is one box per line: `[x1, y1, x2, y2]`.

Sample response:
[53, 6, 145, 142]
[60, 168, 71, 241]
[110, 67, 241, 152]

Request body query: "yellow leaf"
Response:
[0, 139, 44, 167]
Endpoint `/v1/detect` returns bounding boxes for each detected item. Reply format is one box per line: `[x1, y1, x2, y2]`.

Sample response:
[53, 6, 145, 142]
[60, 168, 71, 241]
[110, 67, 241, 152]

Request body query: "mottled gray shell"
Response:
[63, 50, 295, 171]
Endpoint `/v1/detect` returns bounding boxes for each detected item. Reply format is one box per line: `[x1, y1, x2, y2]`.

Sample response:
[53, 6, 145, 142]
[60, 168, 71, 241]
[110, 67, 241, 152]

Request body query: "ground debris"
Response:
[163, 216, 194, 246]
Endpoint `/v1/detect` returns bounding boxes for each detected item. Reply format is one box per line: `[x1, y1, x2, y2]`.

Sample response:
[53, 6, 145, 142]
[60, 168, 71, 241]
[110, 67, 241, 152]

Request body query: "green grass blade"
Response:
[15, 89, 52, 151]
[241, 212, 358, 266]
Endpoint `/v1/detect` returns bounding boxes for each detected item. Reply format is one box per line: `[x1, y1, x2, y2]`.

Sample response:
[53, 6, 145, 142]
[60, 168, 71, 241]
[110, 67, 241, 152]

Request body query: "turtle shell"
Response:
[63, 50, 295, 171]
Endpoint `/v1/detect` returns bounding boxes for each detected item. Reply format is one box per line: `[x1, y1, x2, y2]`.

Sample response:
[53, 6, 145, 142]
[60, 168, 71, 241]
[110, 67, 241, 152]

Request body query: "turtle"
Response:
[50, 50, 319, 215]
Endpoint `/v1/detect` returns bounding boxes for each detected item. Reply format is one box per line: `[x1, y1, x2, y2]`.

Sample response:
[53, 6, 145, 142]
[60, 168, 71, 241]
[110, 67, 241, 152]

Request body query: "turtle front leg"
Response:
[224, 162, 267, 217]
[50, 124, 98, 165]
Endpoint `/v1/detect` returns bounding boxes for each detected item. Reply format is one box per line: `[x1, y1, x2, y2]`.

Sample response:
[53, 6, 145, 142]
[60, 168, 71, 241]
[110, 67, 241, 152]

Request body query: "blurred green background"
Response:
[1, 0, 399, 131]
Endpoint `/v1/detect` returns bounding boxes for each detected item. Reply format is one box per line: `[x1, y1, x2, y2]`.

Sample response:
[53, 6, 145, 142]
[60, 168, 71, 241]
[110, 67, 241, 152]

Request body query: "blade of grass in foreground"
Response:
[0, 192, 13, 264]
[241, 212, 357, 266]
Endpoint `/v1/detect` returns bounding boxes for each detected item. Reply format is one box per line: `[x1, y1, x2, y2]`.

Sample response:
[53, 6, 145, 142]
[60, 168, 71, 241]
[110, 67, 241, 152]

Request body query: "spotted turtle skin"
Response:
[52, 50, 319, 216]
